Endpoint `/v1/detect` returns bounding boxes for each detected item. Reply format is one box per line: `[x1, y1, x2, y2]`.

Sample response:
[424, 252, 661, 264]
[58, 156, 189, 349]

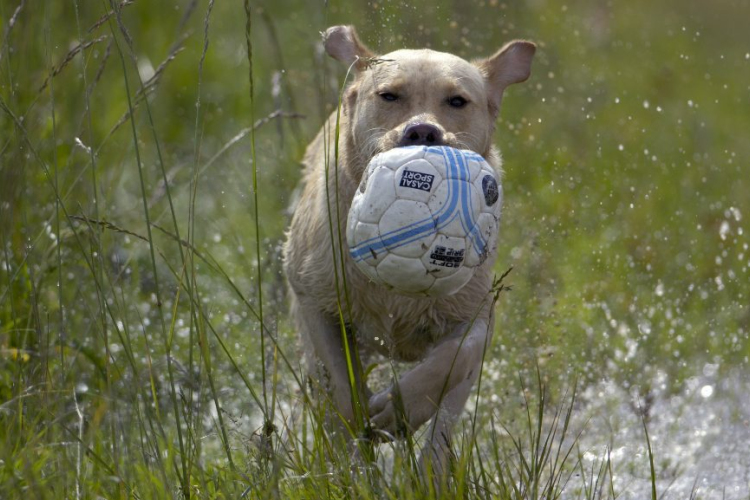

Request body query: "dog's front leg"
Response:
[292, 296, 366, 431]
[369, 314, 493, 467]
[417, 375, 477, 478]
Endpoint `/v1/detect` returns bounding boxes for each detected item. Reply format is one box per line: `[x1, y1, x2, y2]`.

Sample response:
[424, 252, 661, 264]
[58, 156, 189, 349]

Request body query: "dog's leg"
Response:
[292, 294, 366, 432]
[369, 313, 494, 467]
[418, 375, 476, 478]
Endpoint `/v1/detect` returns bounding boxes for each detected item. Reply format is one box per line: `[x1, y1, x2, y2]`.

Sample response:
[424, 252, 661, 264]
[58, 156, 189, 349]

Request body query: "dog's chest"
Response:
[343, 269, 450, 361]
[354, 296, 445, 361]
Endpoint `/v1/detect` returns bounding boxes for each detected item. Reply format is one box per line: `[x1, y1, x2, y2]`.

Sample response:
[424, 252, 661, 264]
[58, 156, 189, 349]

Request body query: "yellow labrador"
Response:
[283, 25, 534, 473]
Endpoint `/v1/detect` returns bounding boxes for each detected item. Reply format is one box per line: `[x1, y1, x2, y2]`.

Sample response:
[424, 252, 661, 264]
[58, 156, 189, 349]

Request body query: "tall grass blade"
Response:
[104, 4, 190, 494]
[324, 55, 369, 445]
[607, 445, 618, 499]
[642, 412, 658, 500]
[244, 0, 271, 438]
[46, 0, 65, 384]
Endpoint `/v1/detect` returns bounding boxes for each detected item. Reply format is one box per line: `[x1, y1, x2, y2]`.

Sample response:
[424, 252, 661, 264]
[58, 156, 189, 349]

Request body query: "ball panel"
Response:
[464, 213, 497, 268]
[378, 199, 436, 258]
[438, 180, 481, 238]
[373, 145, 428, 170]
[438, 147, 475, 181]
[428, 266, 474, 296]
[346, 203, 359, 247]
[421, 235, 467, 278]
[394, 159, 440, 203]
[437, 211, 467, 238]
[464, 183, 483, 224]
[422, 147, 449, 179]
[428, 179, 481, 236]
[427, 179, 450, 216]
[376, 253, 434, 294]
[465, 154, 488, 182]
[357, 164, 371, 194]
[356, 166, 396, 224]
[350, 222, 382, 266]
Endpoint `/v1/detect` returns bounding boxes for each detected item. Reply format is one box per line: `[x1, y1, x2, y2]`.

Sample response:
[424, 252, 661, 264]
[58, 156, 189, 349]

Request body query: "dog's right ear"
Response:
[323, 25, 374, 71]
[478, 40, 536, 118]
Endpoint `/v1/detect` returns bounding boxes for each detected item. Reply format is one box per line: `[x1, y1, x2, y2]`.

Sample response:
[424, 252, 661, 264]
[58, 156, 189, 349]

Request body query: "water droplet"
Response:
[702, 363, 719, 377]
[729, 206, 742, 222]
[719, 221, 730, 240]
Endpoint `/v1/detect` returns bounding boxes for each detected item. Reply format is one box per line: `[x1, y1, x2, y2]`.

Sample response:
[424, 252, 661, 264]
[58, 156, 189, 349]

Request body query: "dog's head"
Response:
[324, 25, 535, 174]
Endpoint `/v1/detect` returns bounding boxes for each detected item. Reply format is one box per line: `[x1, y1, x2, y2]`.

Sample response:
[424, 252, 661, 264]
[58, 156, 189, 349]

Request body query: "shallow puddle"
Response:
[575, 368, 750, 499]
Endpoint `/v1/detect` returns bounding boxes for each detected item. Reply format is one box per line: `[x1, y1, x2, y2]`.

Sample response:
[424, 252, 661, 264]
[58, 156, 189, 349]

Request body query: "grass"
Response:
[1, 0, 749, 498]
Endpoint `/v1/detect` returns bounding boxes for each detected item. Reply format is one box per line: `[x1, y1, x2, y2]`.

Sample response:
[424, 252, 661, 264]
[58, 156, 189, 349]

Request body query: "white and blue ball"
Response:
[346, 146, 502, 297]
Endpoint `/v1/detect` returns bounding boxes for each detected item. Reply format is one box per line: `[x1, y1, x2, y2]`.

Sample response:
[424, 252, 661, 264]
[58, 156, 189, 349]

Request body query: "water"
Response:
[575, 369, 750, 499]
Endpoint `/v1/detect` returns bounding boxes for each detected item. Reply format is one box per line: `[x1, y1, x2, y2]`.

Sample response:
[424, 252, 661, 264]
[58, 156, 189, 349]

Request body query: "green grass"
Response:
[1, 0, 749, 498]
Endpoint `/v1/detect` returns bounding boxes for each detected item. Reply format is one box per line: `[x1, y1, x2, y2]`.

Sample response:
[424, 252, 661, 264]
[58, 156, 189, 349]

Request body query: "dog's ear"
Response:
[323, 25, 375, 71]
[478, 40, 536, 117]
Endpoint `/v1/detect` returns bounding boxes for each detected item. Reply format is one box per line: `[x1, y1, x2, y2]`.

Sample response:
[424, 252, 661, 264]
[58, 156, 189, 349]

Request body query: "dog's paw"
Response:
[367, 323, 487, 437]
[368, 383, 440, 438]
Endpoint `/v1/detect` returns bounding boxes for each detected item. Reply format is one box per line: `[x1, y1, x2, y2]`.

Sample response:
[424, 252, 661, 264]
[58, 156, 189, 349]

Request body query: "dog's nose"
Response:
[399, 123, 445, 147]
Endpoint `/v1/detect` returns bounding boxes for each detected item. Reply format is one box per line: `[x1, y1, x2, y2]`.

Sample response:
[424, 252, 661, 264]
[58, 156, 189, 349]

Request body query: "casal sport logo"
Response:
[399, 169, 435, 192]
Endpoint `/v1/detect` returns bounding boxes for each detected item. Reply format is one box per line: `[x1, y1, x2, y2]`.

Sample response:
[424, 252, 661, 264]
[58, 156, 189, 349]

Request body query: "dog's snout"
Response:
[400, 123, 445, 147]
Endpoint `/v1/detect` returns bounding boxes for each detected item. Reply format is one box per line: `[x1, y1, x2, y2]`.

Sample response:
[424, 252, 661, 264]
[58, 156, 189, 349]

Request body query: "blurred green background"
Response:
[1, 0, 749, 497]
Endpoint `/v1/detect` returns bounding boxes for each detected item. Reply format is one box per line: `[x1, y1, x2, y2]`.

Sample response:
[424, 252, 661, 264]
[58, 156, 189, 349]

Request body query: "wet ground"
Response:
[575, 368, 750, 499]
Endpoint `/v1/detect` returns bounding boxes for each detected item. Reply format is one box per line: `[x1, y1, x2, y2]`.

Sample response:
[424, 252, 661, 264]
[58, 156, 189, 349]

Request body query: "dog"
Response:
[282, 25, 534, 474]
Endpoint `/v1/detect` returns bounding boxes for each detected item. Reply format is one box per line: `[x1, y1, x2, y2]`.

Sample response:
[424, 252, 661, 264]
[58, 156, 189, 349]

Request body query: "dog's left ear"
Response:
[323, 25, 375, 71]
[477, 40, 536, 117]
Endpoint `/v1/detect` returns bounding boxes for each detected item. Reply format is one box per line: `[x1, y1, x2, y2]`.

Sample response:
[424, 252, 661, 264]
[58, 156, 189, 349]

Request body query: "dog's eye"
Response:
[448, 96, 468, 108]
[379, 92, 399, 102]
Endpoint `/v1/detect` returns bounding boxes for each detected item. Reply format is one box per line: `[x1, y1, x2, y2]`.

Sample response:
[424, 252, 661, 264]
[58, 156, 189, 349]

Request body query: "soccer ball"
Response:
[346, 145, 502, 297]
